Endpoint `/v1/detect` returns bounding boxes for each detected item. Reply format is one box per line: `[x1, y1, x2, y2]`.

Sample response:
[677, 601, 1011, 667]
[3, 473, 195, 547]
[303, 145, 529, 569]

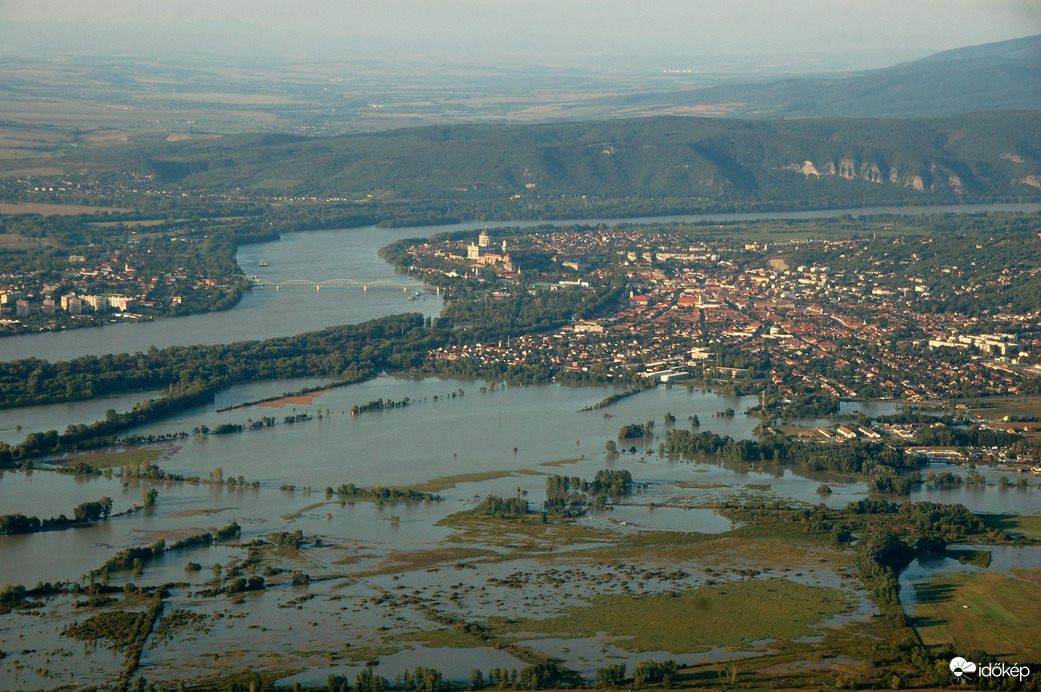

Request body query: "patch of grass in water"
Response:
[674, 480, 731, 489]
[540, 458, 582, 468]
[281, 501, 334, 520]
[331, 644, 402, 663]
[948, 548, 992, 568]
[163, 507, 235, 518]
[404, 469, 543, 493]
[592, 532, 844, 570]
[437, 508, 614, 549]
[62, 446, 164, 470]
[355, 547, 496, 576]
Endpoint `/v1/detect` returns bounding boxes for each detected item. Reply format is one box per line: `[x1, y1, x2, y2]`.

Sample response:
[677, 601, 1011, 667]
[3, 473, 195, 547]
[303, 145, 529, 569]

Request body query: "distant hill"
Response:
[67, 111, 1041, 216]
[595, 35, 1041, 119]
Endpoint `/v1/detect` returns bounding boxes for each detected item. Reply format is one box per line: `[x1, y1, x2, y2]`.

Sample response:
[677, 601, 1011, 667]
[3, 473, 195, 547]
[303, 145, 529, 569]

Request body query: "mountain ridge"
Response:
[63, 112, 1041, 215]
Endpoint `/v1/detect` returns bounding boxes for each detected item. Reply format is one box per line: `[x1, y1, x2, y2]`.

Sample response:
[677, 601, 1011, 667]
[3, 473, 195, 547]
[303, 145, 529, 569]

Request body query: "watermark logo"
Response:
[950, 656, 1032, 683]
[950, 657, 977, 679]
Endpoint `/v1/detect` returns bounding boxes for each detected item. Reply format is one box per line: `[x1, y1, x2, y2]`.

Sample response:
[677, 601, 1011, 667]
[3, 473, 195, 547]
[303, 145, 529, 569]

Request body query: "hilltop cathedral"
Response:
[467, 229, 514, 271]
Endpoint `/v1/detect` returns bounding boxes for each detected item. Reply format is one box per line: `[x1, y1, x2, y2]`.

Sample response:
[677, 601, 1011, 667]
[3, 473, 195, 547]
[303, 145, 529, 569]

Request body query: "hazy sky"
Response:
[2, 0, 1039, 64]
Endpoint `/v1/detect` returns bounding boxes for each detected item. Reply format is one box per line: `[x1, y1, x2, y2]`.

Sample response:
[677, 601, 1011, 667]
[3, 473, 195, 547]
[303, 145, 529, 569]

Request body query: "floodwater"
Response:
[0, 389, 162, 446]
[277, 647, 528, 687]
[2, 390, 1037, 689]
[2, 379, 761, 585]
[115, 378, 762, 489]
[4, 377, 1036, 588]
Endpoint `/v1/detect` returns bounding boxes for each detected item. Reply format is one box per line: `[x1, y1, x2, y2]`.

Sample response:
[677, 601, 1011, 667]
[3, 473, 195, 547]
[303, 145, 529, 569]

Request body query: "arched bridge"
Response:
[253, 278, 439, 293]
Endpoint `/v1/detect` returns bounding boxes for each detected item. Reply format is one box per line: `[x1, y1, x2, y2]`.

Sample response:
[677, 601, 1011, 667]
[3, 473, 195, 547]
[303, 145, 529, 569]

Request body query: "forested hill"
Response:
[71, 112, 1041, 214]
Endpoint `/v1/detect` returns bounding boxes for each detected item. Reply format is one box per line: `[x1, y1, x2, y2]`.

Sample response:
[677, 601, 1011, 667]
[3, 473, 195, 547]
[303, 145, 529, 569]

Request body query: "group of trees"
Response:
[595, 663, 628, 689]
[393, 666, 444, 692]
[222, 575, 265, 595]
[350, 397, 412, 415]
[773, 393, 840, 420]
[857, 527, 911, 612]
[660, 429, 917, 476]
[578, 382, 653, 412]
[73, 497, 114, 522]
[0, 496, 113, 535]
[588, 661, 683, 689]
[331, 661, 574, 692]
[632, 660, 680, 688]
[545, 470, 633, 498]
[543, 469, 635, 516]
[467, 662, 569, 691]
[867, 467, 916, 495]
[86, 522, 241, 584]
[475, 495, 530, 517]
[2, 312, 432, 409]
[325, 484, 439, 504]
[618, 421, 655, 440]
[915, 424, 1022, 449]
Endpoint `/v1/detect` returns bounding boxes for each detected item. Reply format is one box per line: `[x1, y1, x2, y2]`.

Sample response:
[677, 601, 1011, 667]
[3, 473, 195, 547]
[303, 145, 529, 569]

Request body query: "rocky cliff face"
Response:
[782, 158, 972, 192]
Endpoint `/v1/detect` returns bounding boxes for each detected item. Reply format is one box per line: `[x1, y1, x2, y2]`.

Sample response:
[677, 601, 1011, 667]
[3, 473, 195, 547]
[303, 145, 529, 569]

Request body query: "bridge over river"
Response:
[253, 278, 440, 292]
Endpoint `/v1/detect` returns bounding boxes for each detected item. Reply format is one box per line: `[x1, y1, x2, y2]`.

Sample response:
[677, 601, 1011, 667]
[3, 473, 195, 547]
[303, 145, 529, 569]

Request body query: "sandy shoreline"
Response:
[254, 389, 333, 408]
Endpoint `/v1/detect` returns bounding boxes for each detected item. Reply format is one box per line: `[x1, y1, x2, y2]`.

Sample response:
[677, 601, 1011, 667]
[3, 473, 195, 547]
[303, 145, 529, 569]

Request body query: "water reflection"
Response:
[0, 226, 442, 362]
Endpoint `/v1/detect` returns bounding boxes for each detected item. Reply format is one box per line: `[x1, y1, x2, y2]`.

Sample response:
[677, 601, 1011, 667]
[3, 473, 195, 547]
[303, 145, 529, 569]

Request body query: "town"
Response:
[0, 228, 248, 332]
[390, 218, 1041, 462]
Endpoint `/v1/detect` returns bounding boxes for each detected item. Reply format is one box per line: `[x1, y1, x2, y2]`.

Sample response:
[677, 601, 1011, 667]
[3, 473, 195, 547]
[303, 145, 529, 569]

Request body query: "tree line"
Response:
[660, 429, 917, 475]
[0, 497, 114, 535]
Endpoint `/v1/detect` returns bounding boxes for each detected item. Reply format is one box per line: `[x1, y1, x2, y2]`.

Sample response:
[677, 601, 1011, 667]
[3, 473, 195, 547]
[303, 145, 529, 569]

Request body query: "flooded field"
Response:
[2, 380, 1032, 686]
[2, 376, 1038, 688]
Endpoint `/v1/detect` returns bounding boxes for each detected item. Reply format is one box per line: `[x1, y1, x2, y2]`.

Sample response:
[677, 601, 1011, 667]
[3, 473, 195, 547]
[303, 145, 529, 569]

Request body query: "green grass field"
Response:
[61, 446, 165, 470]
[981, 514, 1041, 539]
[912, 568, 1041, 661]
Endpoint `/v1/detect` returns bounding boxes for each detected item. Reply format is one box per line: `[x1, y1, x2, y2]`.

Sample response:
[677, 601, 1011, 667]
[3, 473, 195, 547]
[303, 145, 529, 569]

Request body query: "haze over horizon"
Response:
[3, 0, 1039, 73]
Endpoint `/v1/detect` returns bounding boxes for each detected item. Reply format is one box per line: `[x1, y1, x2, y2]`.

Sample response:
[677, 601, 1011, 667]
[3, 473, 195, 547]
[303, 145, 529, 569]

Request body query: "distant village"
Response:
[0, 242, 240, 331]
